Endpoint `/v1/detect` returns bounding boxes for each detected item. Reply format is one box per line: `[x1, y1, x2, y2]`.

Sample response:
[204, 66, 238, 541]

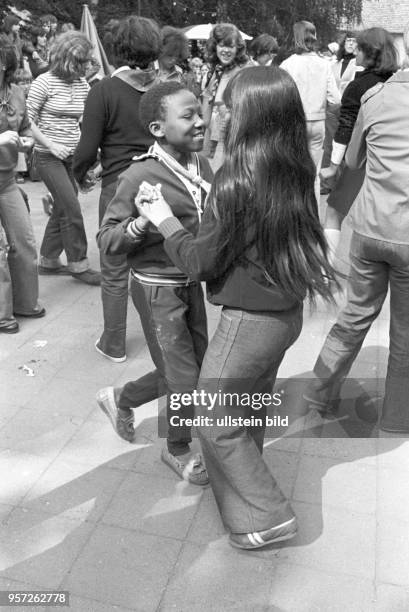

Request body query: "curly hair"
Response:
[49, 31, 93, 82]
[160, 26, 189, 63]
[139, 81, 187, 132]
[357, 27, 398, 75]
[0, 34, 18, 84]
[336, 31, 357, 61]
[111, 16, 161, 69]
[205, 24, 248, 70]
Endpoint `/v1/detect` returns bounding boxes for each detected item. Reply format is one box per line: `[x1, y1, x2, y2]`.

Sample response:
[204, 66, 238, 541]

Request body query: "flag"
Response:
[80, 4, 111, 78]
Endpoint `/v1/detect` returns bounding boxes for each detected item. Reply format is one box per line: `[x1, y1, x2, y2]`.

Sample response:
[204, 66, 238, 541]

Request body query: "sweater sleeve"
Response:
[158, 204, 230, 282]
[345, 105, 370, 170]
[334, 78, 361, 146]
[73, 80, 107, 184]
[97, 172, 146, 255]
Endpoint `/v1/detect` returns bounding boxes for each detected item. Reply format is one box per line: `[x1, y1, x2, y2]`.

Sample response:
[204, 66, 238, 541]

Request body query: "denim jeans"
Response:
[312, 231, 409, 431]
[97, 180, 130, 357]
[119, 279, 208, 455]
[35, 151, 89, 273]
[0, 176, 40, 324]
[196, 305, 302, 533]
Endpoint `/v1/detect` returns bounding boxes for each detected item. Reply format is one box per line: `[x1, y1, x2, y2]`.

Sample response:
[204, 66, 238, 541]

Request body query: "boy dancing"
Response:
[96, 82, 212, 485]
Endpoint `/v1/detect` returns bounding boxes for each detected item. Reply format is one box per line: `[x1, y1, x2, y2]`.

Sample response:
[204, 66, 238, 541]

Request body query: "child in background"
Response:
[96, 81, 213, 485]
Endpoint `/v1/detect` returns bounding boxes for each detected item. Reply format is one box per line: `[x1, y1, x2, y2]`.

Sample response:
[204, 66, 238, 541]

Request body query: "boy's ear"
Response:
[149, 120, 165, 139]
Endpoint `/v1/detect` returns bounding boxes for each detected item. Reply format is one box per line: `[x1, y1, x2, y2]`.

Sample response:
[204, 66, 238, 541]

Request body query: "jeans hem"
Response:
[39, 255, 64, 268]
[67, 259, 90, 273]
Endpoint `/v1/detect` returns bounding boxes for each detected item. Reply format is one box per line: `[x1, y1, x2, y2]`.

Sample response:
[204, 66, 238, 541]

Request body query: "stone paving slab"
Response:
[1, 182, 409, 610]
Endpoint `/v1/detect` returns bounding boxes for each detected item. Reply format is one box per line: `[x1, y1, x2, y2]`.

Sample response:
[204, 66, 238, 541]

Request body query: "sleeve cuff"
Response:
[158, 217, 184, 238]
[331, 142, 347, 165]
[124, 219, 145, 243]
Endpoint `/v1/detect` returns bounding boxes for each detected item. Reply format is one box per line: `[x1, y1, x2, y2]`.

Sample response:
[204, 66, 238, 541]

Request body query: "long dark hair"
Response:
[208, 66, 337, 303]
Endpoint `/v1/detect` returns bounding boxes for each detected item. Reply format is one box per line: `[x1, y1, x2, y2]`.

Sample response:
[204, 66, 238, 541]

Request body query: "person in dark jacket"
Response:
[136, 67, 337, 550]
[73, 16, 161, 362]
[96, 81, 213, 486]
[320, 28, 398, 262]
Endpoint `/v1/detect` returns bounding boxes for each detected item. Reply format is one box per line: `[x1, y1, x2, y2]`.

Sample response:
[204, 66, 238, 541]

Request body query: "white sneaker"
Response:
[94, 339, 126, 363]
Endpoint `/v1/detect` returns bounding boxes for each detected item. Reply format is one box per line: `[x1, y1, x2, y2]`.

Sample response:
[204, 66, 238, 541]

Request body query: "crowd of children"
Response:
[1, 9, 409, 550]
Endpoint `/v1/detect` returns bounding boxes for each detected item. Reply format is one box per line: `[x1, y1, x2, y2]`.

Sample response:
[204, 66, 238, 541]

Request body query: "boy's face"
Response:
[153, 90, 205, 153]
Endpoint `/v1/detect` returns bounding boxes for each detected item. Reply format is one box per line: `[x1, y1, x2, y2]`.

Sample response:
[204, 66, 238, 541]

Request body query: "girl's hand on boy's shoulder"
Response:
[135, 182, 174, 228]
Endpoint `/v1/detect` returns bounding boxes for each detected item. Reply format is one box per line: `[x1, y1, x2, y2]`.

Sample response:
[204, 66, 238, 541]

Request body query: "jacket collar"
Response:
[386, 69, 409, 83]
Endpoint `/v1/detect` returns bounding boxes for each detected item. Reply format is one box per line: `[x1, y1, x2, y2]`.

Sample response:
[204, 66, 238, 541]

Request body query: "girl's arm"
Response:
[161, 208, 223, 281]
[29, 122, 71, 160]
[138, 192, 230, 281]
[26, 75, 71, 160]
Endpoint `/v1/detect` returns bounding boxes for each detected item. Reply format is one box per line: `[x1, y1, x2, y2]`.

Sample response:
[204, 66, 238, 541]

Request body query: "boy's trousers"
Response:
[118, 277, 208, 455]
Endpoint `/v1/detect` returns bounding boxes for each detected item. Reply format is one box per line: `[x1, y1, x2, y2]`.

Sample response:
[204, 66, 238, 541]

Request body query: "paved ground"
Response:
[0, 180, 408, 612]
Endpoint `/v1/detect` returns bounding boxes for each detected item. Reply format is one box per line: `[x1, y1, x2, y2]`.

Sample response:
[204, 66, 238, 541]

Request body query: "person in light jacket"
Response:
[281, 21, 340, 201]
[305, 24, 409, 434]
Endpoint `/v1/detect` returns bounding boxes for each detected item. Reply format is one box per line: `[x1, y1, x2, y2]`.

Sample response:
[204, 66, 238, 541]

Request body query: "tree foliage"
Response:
[2, 0, 362, 45]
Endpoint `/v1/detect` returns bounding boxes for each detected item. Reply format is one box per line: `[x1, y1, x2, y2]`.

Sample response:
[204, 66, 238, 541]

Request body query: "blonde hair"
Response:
[49, 31, 93, 82]
[293, 21, 317, 53]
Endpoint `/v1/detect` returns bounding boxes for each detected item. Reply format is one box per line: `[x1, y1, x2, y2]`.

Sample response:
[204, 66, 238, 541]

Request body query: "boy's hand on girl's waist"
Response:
[135, 181, 174, 228]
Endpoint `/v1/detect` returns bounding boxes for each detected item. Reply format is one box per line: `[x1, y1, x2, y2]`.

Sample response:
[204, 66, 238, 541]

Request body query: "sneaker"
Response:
[161, 447, 209, 486]
[0, 321, 19, 334]
[229, 516, 297, 550]
[95, 338, 126, 363]
[14, 306, 46, 318]
[96, 387, 135, 442]
[70, 269, 101, 286]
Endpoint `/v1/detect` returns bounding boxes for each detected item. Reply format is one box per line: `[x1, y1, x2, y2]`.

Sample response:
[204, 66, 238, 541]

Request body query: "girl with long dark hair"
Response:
[136, 66, 337, 550]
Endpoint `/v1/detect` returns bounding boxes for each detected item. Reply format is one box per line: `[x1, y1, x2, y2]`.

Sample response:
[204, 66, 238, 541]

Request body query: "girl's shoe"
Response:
[229, 516, 297, 550]
[95, 338, 126, 363]
[0, 321, 19, 334]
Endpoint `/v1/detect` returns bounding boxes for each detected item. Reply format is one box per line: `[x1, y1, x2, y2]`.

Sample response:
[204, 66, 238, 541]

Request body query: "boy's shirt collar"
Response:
[151, 142, 205, 219]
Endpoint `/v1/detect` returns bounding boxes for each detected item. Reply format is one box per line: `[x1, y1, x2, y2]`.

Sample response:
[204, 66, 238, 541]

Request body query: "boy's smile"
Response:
[157, 90, 205, 157]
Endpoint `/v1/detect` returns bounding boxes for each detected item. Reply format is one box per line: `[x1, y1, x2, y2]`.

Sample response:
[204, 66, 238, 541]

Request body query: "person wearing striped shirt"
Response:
[27, 31, 100, 285]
